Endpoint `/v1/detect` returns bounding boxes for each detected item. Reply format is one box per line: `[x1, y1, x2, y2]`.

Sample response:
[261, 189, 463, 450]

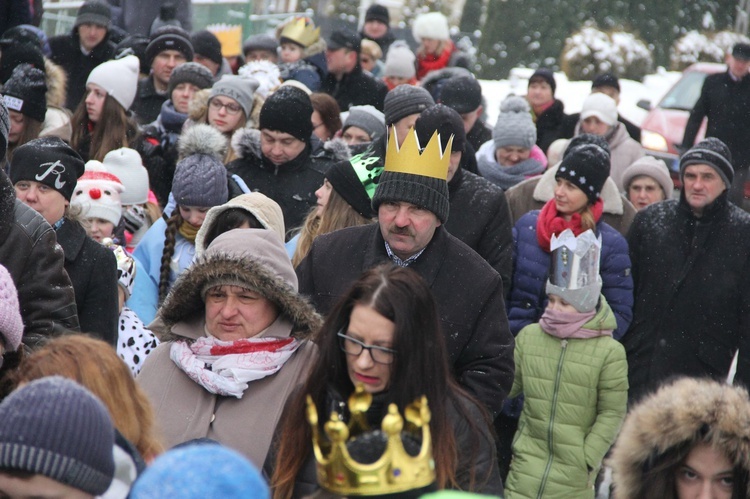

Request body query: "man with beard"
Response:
[296, 126, 515, 419]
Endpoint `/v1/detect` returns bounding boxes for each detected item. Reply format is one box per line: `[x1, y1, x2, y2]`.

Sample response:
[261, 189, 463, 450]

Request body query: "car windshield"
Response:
[659, 71, 709, 111]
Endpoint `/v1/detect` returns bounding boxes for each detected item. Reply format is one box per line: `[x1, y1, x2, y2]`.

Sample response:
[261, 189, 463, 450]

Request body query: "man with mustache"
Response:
[296, 125, 515, 420]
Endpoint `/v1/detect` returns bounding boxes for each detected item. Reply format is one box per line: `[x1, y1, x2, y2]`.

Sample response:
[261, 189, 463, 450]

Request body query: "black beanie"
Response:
[679, 137, 734, 189]
[325, 152, 384, 218]
[10, 137, 86, 201]
[2, 64, 48, 122]
[365, 4, 390, 25]
[556, 143, 610, 204]
[0, 41, 44, 84]
[191, 30, 223, 66]
[529, 68, 556, 95]
[259, 86, 313, 142]
[74, 0, 111, 28]
[564, 133, 610, 158]
[439, 76, 483, 114]
[415, 104, 465, 153]
[592, 73, 620, 92]
[145, 26, 193, 67]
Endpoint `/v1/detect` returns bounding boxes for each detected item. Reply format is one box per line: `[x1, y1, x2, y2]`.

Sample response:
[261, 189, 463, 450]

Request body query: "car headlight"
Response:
[641, 130, 669, 152]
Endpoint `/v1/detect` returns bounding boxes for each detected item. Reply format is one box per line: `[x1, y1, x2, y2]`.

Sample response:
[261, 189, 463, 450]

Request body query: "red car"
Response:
[637, 62, 726, 189]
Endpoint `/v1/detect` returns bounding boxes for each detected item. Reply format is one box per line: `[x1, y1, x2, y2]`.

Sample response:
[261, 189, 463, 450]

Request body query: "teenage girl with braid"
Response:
[128, 125, 230, 325]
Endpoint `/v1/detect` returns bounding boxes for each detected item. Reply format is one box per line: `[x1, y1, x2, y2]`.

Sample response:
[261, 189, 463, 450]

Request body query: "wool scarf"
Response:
[178, 221, 199, 242]
[416, 40, 455, 79]
[540, 307, 613, 339]
[536, 197, 603, 252]
[170, 335, 301, 398]
[477, 156, 545, 190]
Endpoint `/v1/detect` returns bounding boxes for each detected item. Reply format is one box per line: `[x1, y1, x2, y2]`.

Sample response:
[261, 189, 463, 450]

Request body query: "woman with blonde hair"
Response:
[290, 152, 382, 266]
[11, 335, 164, 462]
[70, 55, 141, 162]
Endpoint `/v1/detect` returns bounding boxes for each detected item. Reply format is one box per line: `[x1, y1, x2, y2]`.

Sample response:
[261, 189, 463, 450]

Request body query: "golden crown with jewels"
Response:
[384, 126, 452, 181]
[279, 17, 320, 48]
[306, 384, 436, 496]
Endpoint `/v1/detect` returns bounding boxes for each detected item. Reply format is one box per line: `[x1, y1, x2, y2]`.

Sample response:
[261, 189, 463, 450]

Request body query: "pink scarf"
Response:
[170, 336, 301, 398]
[539, 308, 613, 339]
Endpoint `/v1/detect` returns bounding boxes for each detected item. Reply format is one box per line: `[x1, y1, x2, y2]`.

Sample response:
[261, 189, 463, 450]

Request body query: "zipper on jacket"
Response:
[537, 339, 568, 499]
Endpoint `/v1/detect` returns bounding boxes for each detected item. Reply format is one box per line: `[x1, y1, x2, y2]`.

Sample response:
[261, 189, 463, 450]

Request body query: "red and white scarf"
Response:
[170, 336, 301, 398]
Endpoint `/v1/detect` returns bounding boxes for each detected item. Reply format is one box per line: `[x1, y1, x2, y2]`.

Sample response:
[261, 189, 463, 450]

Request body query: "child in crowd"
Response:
[276, 16, 327, 91]
[71, 160, 125, 243]
[505, 229, 628, 499]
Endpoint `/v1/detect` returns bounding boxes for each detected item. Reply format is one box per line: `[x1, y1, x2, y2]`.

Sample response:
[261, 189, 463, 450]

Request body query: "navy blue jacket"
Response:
[507, 210, 634, 339]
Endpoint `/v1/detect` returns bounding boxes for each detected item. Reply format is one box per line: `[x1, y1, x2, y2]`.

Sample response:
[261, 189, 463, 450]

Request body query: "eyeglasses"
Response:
[209, 99, 242, 115]
[338, 331, 396, 364]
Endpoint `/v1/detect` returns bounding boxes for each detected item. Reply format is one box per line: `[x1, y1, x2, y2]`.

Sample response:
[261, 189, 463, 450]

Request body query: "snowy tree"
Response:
[670, 30, 750, 70]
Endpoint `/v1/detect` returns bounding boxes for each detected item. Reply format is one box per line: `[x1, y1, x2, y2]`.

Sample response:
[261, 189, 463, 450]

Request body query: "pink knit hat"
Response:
[0, 265, 23, 352]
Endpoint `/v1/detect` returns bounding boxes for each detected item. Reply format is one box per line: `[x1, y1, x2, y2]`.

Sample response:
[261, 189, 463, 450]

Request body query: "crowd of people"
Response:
[0, 2, 748, 497]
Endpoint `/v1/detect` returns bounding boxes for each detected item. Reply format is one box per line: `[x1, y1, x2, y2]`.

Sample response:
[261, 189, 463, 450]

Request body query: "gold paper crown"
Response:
[307, 384, 435, 496]
[279, 17, 320, 48]
[384, 126, 452, 181]
[207, 24, 243, 57]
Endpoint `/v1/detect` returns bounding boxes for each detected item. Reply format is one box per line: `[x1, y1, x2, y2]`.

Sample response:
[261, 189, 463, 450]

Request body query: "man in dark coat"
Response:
[526, 68, 576, 155]
[359, 4, 395, 56]
[296, 125, 515, 420]
[439, 75, 493, 152]
[681, 43, 750, 207]
[49, 0, 116, 111]
[226, 86, 343, 236]
[0, 105, 79, 347]
[321, 28, 388, 112]
[131, 26, 193, 124]
[415, 104, 512, 292]
[624, 137, 750, 403]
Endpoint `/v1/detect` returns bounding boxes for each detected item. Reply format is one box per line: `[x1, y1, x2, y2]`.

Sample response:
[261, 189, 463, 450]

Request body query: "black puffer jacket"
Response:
[296, 224, 515, 419]
[624, 192, 750, 402]
[49, 30, 116, 112]
[446, 167, 513, 294]
[226, 129, 345, 237]
[55, 220, 119, 345]
[0, 172, 79, 347]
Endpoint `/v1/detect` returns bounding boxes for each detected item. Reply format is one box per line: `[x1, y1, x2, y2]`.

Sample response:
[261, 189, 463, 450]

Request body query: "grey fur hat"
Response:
[172, 124, 228, 208]
[493, 95, 536, 150]
[210, 75, 260, 119]
[383, 85, 434, 126]
[343, 105, 386, 143]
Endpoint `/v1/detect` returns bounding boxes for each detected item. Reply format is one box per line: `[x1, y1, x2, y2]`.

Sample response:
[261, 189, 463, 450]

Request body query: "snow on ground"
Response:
[479, 68, 683, 128]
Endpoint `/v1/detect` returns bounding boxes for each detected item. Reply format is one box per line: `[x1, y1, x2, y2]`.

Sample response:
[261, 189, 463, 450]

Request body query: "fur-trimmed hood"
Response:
[44, 58, 67, 108]
[194, 192, 286, 254]
[532, 162, 625, 215]
[231, 127, 351, 163]
[610, 377, 750, 498]
[159, 228, 321, 342]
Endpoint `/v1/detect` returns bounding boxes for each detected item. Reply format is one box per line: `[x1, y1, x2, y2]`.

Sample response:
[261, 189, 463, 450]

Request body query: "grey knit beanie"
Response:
[172, 154, 228, 208]
[679, 137, 734, 189]
[0, 376, 115, 496]
[384, 85, 434, 126]
[493, 95, 536, 150]
[210, 74, 260, 119]
[243, 34, 278, 55]
[168, 62, 214, 97]
[383, 42, 416, 79]
[343, 105, 386, 143]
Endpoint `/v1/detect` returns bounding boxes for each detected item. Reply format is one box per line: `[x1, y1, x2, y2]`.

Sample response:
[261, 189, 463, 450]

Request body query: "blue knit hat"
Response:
[129, 443, 269, 498]
[0, 376, 115, 496]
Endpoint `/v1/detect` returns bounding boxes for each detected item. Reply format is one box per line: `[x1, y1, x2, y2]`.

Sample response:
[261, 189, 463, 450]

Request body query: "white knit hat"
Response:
[102, 148, 149, 205]
[71, 161, 124, 226]
[580, 93, 618, 127]
[621, 156, 674, 200]
[412, 12, 450, 42]
[383, 42, 416, 79]
[86, 55, 140, 111]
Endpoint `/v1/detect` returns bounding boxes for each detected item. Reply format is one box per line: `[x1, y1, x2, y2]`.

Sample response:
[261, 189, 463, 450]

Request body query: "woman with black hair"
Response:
[269, 263, 502, 498]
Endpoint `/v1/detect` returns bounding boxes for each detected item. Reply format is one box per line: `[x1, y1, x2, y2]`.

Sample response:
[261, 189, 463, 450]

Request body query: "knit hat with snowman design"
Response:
[71, 161, 125, 226]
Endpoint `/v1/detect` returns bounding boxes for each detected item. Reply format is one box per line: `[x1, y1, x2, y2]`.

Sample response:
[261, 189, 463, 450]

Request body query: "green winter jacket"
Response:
[505, 296, 628, 499]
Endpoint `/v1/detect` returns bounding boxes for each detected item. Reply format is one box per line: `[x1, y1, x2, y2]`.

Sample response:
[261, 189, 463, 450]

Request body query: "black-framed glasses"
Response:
[338, 331, 396, 364]
[209, 98, 242, 115]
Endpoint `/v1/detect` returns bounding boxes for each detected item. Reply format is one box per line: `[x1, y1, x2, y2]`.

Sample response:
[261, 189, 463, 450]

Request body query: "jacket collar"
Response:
[532, 162, 625, 215]
[55, 219, 87, 263]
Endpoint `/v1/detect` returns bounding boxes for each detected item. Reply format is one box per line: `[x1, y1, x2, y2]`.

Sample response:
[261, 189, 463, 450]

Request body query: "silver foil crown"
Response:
[546, 229, 603, 312]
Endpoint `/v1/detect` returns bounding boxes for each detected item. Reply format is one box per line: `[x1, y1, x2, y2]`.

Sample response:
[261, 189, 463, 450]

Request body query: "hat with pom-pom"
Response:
[173, 124, 229, 208]
[72, 160, 125, 226]
[680, 137, 734, 189]
[2, 63, 47, 122]
[86, 55, 140, 111]
[102, 148, 150, 205]
[0, 376, 115, 496]
[0, 264, 23, 352]
[556, 143, 611, 204]
[493, 95, 536, 150]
